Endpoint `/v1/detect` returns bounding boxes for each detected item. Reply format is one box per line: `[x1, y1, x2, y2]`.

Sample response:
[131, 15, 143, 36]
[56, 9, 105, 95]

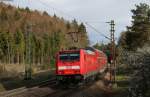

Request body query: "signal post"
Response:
[107, 20, 116, 87]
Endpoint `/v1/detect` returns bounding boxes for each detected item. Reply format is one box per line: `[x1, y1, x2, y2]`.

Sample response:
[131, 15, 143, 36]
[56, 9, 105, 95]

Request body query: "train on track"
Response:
[55, 47, 108, 84]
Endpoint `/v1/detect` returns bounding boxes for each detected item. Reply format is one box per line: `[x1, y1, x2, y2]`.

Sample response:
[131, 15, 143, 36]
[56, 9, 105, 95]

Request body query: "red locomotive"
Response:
[55, 47, 107, 84]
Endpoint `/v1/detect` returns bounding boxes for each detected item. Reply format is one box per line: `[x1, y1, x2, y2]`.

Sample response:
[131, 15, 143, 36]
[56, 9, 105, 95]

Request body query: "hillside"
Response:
[0, 2, 89, 66]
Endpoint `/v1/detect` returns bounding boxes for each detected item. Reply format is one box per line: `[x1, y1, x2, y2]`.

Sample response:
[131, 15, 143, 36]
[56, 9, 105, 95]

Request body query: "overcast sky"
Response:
[6, 0, 150, 45]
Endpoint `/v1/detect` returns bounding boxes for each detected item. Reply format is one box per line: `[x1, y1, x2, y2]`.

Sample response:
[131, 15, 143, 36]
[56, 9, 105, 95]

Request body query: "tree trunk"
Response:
[38, 55, 40, 65]
[22, 53, 24, 65]
[8, 53, 10, 64]
[11, 54, 14, 64]
[33, 51, 35, 65]
[17, 51, 20, 65]
[41, 51, 43, 65]
[0, 59, 1, 66]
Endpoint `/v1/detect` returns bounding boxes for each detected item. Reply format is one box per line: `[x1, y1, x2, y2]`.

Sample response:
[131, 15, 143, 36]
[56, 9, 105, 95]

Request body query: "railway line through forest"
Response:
[0, 72, 114, 97]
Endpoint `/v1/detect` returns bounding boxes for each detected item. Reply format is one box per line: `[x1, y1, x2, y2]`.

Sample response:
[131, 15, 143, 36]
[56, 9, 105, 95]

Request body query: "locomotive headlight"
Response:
[58, 66, 80, 70]
[58, 66, 67, 70]
[71, 66, 80, 69]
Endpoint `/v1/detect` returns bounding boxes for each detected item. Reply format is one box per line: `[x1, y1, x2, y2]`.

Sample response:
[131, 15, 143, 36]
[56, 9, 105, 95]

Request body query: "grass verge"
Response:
[0, 70, 54, 92]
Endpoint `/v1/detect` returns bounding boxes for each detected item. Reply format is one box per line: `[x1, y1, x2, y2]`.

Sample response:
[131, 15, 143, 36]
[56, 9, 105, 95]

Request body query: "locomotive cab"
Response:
[56, 50, 83, 83]
[55, 48, 107, 84]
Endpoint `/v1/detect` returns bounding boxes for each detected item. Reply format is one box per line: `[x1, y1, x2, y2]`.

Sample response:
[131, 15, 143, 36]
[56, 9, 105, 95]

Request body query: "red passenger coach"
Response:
[55, 47, 107, 84]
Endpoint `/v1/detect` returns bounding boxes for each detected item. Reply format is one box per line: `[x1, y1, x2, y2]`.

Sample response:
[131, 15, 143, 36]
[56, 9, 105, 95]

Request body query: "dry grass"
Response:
[4, 64, 25, 73]
[0, 64, 50, 80]
[0, 64, 53, 92]
[0, 64, 24, 79]
[0, 70, 53, 92]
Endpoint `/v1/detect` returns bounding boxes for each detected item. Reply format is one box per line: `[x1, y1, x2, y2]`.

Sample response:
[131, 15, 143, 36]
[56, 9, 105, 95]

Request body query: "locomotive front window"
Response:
[59, 53, 80, 61]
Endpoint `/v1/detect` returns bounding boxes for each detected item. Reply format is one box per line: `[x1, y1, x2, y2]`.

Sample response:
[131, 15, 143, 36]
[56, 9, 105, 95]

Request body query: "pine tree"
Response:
[14, 10, 21, 20]
[119, 3, 150, 50]
[43, 11, 49, 16]
[72, 19, 78, 31]
[14, 31, 25, 64]
[128, 3, 150, 49]
[78, 23, 89, 47]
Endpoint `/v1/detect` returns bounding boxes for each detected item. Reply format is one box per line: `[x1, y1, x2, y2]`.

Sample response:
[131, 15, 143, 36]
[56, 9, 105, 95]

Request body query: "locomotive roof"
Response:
[84, 47, 103, 53]
[59, 50, 80, 53]
[59, 47, 104, 54]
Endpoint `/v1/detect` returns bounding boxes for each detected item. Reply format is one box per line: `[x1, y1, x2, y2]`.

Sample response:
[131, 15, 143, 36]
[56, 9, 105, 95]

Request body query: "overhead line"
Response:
[85, 22, 111, 40]
[36, 0, 110, 40]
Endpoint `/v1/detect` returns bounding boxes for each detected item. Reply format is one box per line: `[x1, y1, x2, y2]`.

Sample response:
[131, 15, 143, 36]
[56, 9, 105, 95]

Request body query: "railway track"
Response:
[44, 72, 113, 97]
[0, 78, 57, 97]
[45, 80, 112, 97]
[0, 71, 112, 97]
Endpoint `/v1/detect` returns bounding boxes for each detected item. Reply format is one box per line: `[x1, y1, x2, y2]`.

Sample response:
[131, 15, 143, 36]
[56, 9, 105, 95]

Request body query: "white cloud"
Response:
[6, 0, 150, 44]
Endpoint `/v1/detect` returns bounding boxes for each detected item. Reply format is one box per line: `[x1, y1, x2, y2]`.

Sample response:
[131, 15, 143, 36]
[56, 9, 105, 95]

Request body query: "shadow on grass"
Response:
[0, 70, 55, 92]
